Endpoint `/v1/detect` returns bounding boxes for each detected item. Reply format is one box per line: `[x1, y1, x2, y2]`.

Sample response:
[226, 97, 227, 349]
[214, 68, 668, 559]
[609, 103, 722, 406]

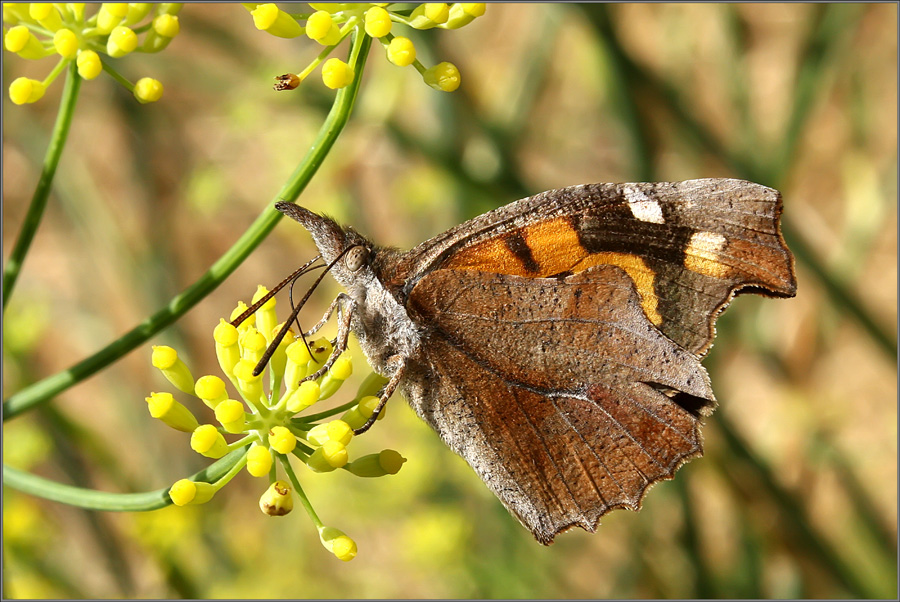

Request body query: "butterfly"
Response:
[271, 178, 797, 544]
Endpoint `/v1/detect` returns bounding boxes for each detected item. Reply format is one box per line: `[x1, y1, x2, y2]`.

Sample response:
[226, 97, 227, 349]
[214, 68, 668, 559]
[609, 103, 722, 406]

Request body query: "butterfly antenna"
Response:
[230, 255, 323, 328]
[251, 246, 356, 377]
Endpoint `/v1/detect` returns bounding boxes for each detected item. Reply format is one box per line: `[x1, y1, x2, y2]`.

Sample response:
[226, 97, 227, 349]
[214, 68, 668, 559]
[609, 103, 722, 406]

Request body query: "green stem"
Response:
[3, 62, 82, 311]
[279, 454, 323, 528]
[3, 33, 373, 421]
[2, 448, 245, 511]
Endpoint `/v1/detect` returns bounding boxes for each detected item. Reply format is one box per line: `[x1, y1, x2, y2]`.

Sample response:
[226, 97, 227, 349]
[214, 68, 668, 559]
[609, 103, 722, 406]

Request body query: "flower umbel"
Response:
[245, 3, 486, 93]
[3, 3, 183, 105]
[149, 285, 404, 561]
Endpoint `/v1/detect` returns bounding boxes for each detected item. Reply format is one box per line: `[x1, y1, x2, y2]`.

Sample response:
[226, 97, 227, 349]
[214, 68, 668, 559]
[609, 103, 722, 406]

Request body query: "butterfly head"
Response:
[275, 202, 374, 290]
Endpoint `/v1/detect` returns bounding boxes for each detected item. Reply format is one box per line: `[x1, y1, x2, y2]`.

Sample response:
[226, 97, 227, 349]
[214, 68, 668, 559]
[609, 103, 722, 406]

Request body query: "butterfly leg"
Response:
[303, 293, 348, 338]
[352, 358, 406, 435]
[302, 294, 355, 383]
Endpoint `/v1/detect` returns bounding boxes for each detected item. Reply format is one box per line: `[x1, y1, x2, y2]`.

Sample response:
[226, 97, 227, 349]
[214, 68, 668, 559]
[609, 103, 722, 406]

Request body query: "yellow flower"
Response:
[151, 345, 194, 393]
[386, 36, 416, 67]
[146, 391, 199, 433]
[364, 6, 392, 38]
[251, 3, 303, 38]
[169, 479, 216, 506]
[147, 283, 402, 560]
[319, 526, 357, 561]
[5, 26, 47, 60]
[424, 61, 461, 92]
[268, 425, 297, 455]
[321, 57, 354, 90]
[246, 444, 273, 477]
[259, 480, 294, 516]
[194, 374, 228, 409]
[214, 399, 247, 433]
[409, 3, 450, 30]
[346, 449, 407, 477]
[53, 29, 79, 59]
[106, 25, 138, 58]
[9, 78, 45, 105]
[76, 50, 103, 80]
[190, 424, 229, 459]
[134, 77, 164, 103]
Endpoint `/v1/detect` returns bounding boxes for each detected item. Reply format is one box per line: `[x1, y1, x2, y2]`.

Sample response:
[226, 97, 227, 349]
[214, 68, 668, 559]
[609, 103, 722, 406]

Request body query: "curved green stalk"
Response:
[3, 33, 373, 421]
[2, 449, 245, 511]
[3, 61, 82, 311]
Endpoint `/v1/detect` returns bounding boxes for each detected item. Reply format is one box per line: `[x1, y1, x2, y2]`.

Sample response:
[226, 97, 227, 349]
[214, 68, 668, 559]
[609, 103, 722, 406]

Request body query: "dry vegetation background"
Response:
[3, 3, 897, 599]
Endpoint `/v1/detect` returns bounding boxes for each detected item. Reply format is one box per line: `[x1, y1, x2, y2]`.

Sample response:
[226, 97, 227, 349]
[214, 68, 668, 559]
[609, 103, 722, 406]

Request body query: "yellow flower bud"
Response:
[233, 359, 263, 402]
[268, 323, 292, 386]
[284, 340, 312, 389]
[326, 420, 353, 446]
[439, 2, 486, 29]
[285, 380, 320, 413]
[107, 25, 138, 58]
[409, 3, 449, 29]
[146, 391, 199, 432]
[53, 29, 79, 58]
[340, 406, 366, 430]
[251, 285, 277, 344]
[364, 6, 391, 37]
[424, 61, 460, 92]
[239, 327, 267, 366]
[97, 3, 129, 34]
[76, 50, 102, 80]
[306, 10, 341, 45]
[321, 58, 354, 90]
[356, 371, 389, 398]
[5, 26, 47, 60]
[319, 526, 357, 561]
[157, 3, 183, 17]
[386, 36, 416, 67]
[152, 345, 194, 394]
[251, 3, 303, 38]
[134, 77, 164, 104]
[29, 3, 63, 31]
[259, 480, 293, 516]
[190, 424, 229, 459]
[307, 440, 348, 472]
[141, 13, 180, 52]
[318, 355, 353, 400]
[230, 301, 255, 330]
[9, 78, 45, 105]
[359, 395, 386, 421]
[214, 399, 246, 433]
[346, 449, 406, 477]
[307, 337, 333, 371]
[246, 444, 273, 477]
[194, 374, 228, 409]
[214, 319, 240, 377]
[268, 425, 296, 454]
[169, 479, 216, 506]
[125, 3, 154, 26]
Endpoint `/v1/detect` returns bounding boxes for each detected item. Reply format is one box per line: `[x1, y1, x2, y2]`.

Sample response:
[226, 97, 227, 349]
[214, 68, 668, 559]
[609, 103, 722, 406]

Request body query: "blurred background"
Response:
[3, 3, 896, 598]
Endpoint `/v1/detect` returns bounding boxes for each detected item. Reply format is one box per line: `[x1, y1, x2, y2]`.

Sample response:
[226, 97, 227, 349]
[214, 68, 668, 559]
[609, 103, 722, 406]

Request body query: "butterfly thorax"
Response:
[345, 247, 422, 377]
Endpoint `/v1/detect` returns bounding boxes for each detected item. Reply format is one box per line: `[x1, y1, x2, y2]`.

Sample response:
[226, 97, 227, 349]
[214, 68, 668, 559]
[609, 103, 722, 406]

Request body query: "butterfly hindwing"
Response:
[404, 265, 714, 542]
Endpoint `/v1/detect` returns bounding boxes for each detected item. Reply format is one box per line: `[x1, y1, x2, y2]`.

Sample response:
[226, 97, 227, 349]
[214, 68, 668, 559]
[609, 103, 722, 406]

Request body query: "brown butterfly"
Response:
[270, 178, 796, 544]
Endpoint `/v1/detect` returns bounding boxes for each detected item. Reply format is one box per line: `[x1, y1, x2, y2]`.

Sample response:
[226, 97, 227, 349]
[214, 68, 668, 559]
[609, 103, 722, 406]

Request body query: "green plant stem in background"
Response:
[2, 62, 82, 312]
[2, 33, 372, 422]
[2, 449, 245, 511]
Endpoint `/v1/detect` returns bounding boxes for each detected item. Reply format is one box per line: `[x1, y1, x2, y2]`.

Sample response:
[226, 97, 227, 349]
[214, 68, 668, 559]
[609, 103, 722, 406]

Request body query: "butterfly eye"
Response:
[344, 245, 369, 272]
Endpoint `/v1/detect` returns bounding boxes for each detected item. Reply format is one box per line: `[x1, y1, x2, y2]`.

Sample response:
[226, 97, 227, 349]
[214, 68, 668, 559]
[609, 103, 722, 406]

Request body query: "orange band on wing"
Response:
[444, 217, 662, 325]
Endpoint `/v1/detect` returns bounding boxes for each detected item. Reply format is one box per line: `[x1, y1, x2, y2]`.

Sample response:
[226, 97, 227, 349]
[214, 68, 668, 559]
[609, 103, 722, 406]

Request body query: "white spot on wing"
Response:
[688, 231, 726, 254]
[625, 186, 665, 224]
